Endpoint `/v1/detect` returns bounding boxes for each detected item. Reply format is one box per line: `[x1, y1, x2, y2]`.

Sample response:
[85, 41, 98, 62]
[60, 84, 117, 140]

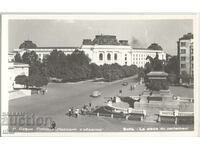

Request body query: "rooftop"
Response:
[32, 47, 79, 49]
[19, 40, 78, 50]
[179, 33, 193, 40]
[147, 43, 163, 50]
[82, 34, 129, 46]
[147, 71, 168, 77]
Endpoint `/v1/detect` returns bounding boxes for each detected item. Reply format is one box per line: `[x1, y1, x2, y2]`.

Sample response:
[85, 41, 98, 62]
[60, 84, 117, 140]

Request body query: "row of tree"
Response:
[46, 50, 138, 82]
[14, 50, 139, 87]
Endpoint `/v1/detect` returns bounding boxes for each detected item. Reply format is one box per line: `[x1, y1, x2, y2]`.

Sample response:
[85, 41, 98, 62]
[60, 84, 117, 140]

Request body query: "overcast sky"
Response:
[9, 19, 193, 55]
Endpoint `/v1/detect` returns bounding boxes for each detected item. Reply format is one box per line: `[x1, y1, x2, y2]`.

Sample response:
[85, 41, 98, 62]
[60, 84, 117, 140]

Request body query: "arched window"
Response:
[107, 53, 111, 60]
[99, 53, 103, 61]
[114, 53, 117, 60]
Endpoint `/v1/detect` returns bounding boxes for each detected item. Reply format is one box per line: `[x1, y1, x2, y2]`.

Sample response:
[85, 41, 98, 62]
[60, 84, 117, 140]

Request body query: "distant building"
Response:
[14, 35, 166, 67]
[8, 53, 29, 91]
[177, 33, 193, 80]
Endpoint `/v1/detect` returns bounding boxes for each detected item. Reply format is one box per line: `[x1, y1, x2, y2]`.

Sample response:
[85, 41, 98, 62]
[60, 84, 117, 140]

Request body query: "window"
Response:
[125, 54, 127, 61]
[181, 56, 186, 61]
[191, 56, 194, 61]
[181, 49, 186, 54]
[191, 48, 193, 54]
[181, 64, 186, 68]
[99, 53, 103, 61]
[114, 53, 117, 60]
[107, 53, 111, 60]
[180, 42, 186, 47]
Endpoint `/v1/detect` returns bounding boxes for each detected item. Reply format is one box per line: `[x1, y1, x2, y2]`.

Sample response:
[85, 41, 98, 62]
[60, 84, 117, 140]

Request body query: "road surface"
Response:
[9, 75, 194, 132]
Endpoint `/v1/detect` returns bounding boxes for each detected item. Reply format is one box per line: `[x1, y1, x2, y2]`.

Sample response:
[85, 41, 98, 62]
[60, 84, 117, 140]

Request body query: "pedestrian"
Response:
[50, 121, 56, 130]
[68, 108, 71, 116]
[74, 108, 79, 118]
[119, 89, 122, 94]
[89, 102, 92, 107]
[132, 85, 135, 90]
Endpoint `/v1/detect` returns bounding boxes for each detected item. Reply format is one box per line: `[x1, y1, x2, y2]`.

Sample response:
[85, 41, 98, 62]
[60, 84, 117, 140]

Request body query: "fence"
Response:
[156, 110, 194, 124]
[83, 111, 144, 121]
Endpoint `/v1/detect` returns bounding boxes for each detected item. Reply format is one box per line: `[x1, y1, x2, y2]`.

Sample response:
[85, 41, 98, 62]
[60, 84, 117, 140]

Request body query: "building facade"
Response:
[14, 35, 166, 68]
[177, 33, 194, 79]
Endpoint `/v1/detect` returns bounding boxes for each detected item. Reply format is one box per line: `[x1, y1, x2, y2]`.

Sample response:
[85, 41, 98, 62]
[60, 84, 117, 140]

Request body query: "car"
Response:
[91, 90, 102, 97]
[122, 82, 128, 86]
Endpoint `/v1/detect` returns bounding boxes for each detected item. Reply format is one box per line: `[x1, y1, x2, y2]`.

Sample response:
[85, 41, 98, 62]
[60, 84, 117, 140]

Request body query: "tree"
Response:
[22, 51, 38, 65]
[20, 51, 49, 88]
[28, 74, 48, 87]
[14, 52, 22, 63]
[90, 63, 102, 78]
[180, 71, 191, 83]
[165, 56, 179, 74]
[28, 61, 48, 87]
[46, 50, 66, 78]
[168, 73, 178, 84]
[15, 75, 28, 88]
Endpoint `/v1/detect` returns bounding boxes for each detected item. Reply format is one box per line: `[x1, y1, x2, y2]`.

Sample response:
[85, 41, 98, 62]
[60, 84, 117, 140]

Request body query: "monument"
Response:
[146, 71, 173, 101]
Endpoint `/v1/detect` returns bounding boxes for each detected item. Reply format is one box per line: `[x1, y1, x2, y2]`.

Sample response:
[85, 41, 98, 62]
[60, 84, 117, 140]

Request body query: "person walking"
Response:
[68, 108, 72, 116]
[50, 121, 56, 130]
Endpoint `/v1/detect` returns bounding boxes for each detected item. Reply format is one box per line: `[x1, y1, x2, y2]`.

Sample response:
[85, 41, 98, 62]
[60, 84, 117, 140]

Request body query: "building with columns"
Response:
[14, 35, 166, 68]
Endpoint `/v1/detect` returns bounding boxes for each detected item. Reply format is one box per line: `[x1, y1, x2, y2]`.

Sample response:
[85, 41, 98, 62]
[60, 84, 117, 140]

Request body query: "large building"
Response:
[14, 35, 166, 68]
[177, 33, 194, 79]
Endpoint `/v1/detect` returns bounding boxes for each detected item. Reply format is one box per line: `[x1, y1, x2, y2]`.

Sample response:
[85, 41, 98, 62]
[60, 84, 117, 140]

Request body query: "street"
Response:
[9, 75, 194, 132]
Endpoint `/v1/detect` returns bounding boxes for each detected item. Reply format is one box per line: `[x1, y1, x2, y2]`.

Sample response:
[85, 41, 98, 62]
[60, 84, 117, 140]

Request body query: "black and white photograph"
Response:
[0, 14, 198, 136]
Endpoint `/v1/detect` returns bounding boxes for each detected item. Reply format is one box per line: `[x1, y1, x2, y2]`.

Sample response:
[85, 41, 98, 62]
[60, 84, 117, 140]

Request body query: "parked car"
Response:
[122, 82, 128, 86]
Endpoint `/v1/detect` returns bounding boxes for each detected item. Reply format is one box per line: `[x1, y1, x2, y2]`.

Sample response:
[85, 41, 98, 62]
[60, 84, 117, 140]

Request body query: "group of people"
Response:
[67, 103, 93, 118]
[68, 107, 80, 118]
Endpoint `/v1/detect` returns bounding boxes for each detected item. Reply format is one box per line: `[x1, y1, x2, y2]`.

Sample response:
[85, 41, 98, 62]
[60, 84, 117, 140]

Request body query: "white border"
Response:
[1, 13, 199, 136]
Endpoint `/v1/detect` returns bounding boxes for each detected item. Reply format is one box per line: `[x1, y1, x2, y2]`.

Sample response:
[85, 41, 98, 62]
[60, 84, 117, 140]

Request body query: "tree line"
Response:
[14, 50, 139, 88]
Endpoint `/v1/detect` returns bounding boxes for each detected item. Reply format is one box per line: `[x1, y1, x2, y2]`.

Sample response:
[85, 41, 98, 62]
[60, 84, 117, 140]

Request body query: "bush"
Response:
[168, 73, 178, 84]
[28, 74, 48, 87]
[15, 75, 28, 88]
[180, 71, 191, 83]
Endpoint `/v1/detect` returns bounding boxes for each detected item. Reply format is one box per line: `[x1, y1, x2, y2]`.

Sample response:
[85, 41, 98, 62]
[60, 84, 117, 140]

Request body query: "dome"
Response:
[147, 43, 162, 50]
[19, 40, 37, 49]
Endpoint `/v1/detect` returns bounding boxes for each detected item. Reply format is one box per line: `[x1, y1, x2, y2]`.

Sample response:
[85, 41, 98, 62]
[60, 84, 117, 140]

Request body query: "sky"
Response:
[9, 19, 193, 55]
